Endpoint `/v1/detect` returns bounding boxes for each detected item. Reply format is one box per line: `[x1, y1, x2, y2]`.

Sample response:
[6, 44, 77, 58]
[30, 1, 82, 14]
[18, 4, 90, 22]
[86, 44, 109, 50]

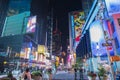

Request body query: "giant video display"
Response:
[26, 16, 36, 33]
[89, 20, 114, 57]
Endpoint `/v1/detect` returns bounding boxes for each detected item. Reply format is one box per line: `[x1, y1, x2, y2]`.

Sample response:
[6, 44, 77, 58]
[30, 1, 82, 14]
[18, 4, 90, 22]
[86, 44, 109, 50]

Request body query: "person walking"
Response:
[22, 68, 32, 80]
[74, 68, 77, 80]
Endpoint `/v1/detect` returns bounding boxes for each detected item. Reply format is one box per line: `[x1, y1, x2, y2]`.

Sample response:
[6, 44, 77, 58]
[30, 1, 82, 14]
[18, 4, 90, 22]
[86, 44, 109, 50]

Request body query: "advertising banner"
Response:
[70, 11, 85, 50]
[37, 45, 45, 54]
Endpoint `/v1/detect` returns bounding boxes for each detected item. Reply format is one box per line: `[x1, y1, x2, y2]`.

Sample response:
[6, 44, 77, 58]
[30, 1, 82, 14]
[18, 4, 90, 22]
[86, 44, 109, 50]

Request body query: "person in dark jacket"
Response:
[74, 68, 77, 80]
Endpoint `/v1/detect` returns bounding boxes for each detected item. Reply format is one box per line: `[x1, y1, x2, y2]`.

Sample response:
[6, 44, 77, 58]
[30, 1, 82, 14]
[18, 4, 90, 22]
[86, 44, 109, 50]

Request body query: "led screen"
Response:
[26, 16, 36, 33]
[105, 0, 120, 16]
[89, 20, 114, 57]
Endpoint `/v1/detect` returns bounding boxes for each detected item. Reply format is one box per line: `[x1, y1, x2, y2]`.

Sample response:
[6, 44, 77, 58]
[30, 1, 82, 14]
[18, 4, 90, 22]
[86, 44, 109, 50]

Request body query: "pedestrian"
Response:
[79, 68, 83, 80]
[74, 68, 77, 80]
[42, 69, 49, 80]
[22, 68, 32, 80]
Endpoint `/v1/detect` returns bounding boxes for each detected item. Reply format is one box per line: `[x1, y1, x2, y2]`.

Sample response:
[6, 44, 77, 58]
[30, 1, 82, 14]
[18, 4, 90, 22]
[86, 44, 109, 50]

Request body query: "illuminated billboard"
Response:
[70, 11, 85, 50]
[26, 16, 36, 33]
[20, 42, 32, 59]
[89, 20, 114, 57]
[105, 0, 120, 16]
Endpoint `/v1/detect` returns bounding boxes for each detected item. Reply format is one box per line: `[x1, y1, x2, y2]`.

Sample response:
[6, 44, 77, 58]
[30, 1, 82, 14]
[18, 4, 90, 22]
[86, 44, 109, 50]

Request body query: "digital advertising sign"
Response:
[73, 12, 85, 42]
[26, 16, 36, 33]
[89, 20, 114, 57]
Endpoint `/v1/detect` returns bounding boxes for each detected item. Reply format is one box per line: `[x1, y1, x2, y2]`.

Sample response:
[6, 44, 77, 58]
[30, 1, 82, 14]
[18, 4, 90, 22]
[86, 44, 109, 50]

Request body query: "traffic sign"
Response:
[102, 43, 112, 47]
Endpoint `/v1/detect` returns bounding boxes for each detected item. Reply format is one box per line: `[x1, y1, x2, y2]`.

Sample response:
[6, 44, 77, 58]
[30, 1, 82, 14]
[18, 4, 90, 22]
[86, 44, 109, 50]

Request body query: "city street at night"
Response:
[0, 0, 120, 80]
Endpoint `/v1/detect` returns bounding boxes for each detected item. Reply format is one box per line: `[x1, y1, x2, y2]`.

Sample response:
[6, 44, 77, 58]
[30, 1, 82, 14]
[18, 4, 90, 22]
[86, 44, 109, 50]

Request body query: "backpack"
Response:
[24, 74, 27, 80]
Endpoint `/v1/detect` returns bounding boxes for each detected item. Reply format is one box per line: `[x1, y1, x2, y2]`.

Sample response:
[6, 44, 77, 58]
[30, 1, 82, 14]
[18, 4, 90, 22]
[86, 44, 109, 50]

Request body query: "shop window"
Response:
[115, 37, 119, 49]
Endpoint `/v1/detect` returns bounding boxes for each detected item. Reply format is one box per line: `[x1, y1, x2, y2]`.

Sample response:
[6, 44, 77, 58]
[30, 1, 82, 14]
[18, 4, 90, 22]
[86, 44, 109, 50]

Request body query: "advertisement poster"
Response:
[70, 11, 85, 49]
[89, 20, 114, 57]
[105, 0, 120, 16]
[26, 16, 36, 33]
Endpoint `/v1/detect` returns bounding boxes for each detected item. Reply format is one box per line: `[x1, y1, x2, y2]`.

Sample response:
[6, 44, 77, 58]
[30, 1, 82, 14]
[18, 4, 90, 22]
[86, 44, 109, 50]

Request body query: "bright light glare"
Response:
[90, 25, 103, 42]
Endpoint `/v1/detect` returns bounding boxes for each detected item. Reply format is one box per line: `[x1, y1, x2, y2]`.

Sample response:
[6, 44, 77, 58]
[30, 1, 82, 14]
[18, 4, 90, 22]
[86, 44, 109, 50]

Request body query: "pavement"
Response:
[52, 70, 89, 80]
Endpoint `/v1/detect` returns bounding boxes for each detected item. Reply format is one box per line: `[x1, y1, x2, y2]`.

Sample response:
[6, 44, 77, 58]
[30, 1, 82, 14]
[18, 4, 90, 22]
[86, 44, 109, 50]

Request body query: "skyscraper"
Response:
[0, 0, 9, 36]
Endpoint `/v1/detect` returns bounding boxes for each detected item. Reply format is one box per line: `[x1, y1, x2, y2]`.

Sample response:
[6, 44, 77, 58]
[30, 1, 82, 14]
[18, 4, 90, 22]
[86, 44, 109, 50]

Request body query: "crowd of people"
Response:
[21, 68, 53, 80]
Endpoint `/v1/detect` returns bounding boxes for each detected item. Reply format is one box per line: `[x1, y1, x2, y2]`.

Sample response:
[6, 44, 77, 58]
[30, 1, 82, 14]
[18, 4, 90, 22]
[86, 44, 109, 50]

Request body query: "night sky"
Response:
[31, 0, 82, 51]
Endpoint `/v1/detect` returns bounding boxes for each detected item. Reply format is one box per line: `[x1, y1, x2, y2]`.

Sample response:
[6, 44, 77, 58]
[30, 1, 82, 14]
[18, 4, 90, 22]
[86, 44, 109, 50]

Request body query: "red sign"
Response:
[112, 13, 120, 41]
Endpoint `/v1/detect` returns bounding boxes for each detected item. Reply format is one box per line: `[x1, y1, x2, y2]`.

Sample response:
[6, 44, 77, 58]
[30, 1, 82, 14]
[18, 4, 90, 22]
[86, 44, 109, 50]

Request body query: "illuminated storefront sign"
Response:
[20, 42, 37, 60]
[105, 0, 120, 16]
[37, 45, 45, 54]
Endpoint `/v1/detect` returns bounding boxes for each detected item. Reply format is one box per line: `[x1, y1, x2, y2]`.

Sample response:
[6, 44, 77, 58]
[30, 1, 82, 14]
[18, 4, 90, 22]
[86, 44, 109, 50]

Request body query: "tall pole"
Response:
[97, 0, 114, 79]
[50, 8, 53, 60]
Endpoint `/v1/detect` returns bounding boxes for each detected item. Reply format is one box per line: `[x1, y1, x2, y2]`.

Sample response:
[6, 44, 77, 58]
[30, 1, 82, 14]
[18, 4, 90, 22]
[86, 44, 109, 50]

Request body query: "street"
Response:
[0, 70, 89, 80]
[52, 70, 89, 80]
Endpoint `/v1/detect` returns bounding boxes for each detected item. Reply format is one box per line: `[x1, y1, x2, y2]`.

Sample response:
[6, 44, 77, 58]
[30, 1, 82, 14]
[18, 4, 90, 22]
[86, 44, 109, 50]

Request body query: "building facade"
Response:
[77, 0, 120, 79]
[0, 0, 9, 36]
